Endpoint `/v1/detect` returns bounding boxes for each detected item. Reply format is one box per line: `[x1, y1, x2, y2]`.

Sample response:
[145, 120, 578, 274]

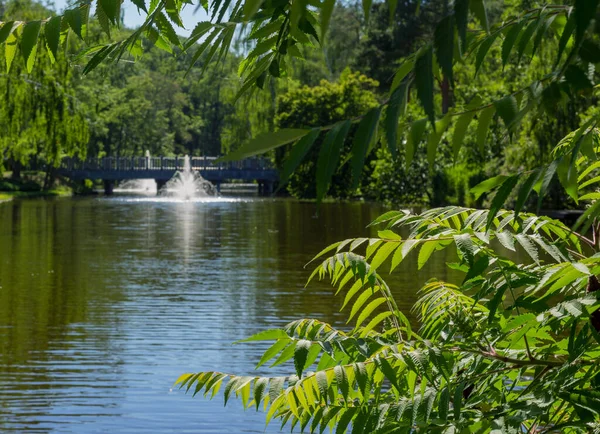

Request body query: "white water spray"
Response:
[160, 155, 216, 199]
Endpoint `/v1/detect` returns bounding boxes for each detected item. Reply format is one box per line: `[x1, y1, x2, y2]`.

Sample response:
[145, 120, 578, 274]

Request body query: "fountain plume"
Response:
[160, 155, 216, 199]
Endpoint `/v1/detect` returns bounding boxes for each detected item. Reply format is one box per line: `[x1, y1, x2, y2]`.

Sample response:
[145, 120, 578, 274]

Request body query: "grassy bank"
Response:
[1, 172, 74, 201]
[0, 188, 71, 199]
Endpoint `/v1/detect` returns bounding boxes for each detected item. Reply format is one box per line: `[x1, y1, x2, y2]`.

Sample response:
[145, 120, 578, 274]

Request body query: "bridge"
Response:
[56, 156, 278, 195]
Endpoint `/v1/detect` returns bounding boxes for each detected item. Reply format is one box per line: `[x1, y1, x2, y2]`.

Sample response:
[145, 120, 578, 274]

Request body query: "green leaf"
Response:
[415, 45, 435, 125]
[244, 0, 264, 19]
[406, 118, 427, 165]
[452, 111, 476, 160]
[64, 8, 83, 39]
[471, 175, 508, 200]
[574, 200, 600, 234]
[316, 370, 329, 402]
[487, 175, 519, 229]
[454, 233, 476, 264]
[316, 121, 352, 202]
[514, 169, 541, 218]
[348, 286, 381, 321]
[254, 378, 269, 410]
[268, 377, 285, 403]
[517, 17, 540, 62]
[290, 0, 307, 32]
[156, 12, 182, 48]
[44, 16, 62, 62]
[98, 0, 120, 25]
[370, 240, 400, 270]
[271, 341, 296, 367]
[565, 65, 594, 91]
[387, 0, 398, 23]
[385, 83, 407, 158]
[351, 107, 381, 188]
[131, 0, 147, 13]
[427, 114, 451, 168]
[454, 0, 469, 51]
[497, 231, 516, 251]
[219, 129, 310, 161]
[298, 18, 319, 43]
[453, 382, 465, 419]
[320, 0, 335, 41]
[236, 329, 288, 343]
[515, 234, 539, 263]
[532, 15, 554, 59]
[418, 241, 439, 269]
[434, 15, 455, 84]
[257, 339, 290, 368]
[502, 21, 524, 66]
[535, 160, 558, 213]
[354, 297, 387, 329]
[294, 339, 311, 377]
[464, 254, 489, 282]
[439, 386, 450, 421]
[502, 313, 536, 333]
[165, 0, 184, 27]
[184, 22, 213, 49]
[475, 33, 499, 76]
[557, 155, 579, 203]
[476, 105, 496, 151]
[560, 390, 600, 414]
[5, 29, 18, 73]
[279, 128, 320, 186]
[494, 96, 519, 130]
[377, 358, 401, 392]
[0, 21, 15, 45]
[82, 44, 115, 75]
[20, 21, 41, 73]
[556, 13, 575, 66]
[147, 27, 173, 53]
[362, 0, 373, 21]
[469, 0, 488, 32]
[390, 59, 413, 94]
[574, 0, 599, 43]
[360, 311, 392, 337]
[334, 365, 349, 401]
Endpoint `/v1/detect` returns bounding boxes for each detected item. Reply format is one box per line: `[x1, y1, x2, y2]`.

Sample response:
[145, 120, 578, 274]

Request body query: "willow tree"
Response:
[5, 0, 600, 430]
[0, 0, 88, 182]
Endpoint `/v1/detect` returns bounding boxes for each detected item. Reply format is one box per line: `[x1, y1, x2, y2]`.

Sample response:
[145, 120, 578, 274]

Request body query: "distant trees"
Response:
[275, 70, 379, 199]
[0, 0, 88, 182]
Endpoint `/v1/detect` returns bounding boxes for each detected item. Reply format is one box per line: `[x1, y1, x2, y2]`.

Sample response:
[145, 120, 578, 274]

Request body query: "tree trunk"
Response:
[43, 167, 54, 191]
[10, 160, 21, 180]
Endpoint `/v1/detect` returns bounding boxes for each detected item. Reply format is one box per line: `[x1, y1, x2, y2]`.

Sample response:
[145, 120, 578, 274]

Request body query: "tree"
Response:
[6, 0, 600, 429]
[0, 0, 88, 183]
[275, 70, 379, 199]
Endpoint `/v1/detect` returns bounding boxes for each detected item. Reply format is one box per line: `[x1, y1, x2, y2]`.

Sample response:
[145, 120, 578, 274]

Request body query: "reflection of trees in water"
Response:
[0, 198, 484, 431]
[0, 200, 127, 430]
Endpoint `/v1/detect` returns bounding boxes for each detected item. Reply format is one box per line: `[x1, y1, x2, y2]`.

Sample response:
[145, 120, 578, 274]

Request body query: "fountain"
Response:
[114, 179, 157, 194]
[160, 155, 216, 199]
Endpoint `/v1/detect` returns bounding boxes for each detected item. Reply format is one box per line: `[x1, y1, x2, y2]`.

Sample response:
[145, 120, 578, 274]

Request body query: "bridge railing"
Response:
[59, 156, 273, 172]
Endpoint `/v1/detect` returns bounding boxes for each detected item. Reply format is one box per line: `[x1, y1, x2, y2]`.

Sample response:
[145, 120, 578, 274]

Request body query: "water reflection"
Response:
[0, 197, 462, 432]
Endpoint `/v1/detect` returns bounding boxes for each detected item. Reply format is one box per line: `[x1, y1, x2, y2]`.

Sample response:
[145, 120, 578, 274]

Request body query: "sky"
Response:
[51, 0, 209, 36]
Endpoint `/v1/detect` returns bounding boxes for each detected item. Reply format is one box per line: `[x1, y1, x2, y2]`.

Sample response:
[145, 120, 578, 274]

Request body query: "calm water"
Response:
[0, 195, 459, 433]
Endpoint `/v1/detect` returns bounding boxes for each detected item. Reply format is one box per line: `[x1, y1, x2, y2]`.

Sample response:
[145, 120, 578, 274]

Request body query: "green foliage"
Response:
[7, 0, 600, 428]
[177, 182, 600, 430]
[275, 71, 379, 199]
[0, 0, 88, 180]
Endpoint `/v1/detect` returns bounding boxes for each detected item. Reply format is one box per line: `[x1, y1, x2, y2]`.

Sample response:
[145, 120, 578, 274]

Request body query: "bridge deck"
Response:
[56, 156, 278, 182]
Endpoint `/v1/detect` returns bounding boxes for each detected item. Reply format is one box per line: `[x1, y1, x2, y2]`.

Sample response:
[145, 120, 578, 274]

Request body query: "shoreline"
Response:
[0, 190, 73, 202]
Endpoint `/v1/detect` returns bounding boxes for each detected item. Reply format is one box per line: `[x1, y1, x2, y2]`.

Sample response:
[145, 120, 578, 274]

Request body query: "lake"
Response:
[0, 195, 459, 433]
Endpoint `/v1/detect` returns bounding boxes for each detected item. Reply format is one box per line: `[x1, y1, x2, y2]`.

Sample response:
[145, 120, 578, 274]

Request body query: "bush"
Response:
[275, 70, 379, 199]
